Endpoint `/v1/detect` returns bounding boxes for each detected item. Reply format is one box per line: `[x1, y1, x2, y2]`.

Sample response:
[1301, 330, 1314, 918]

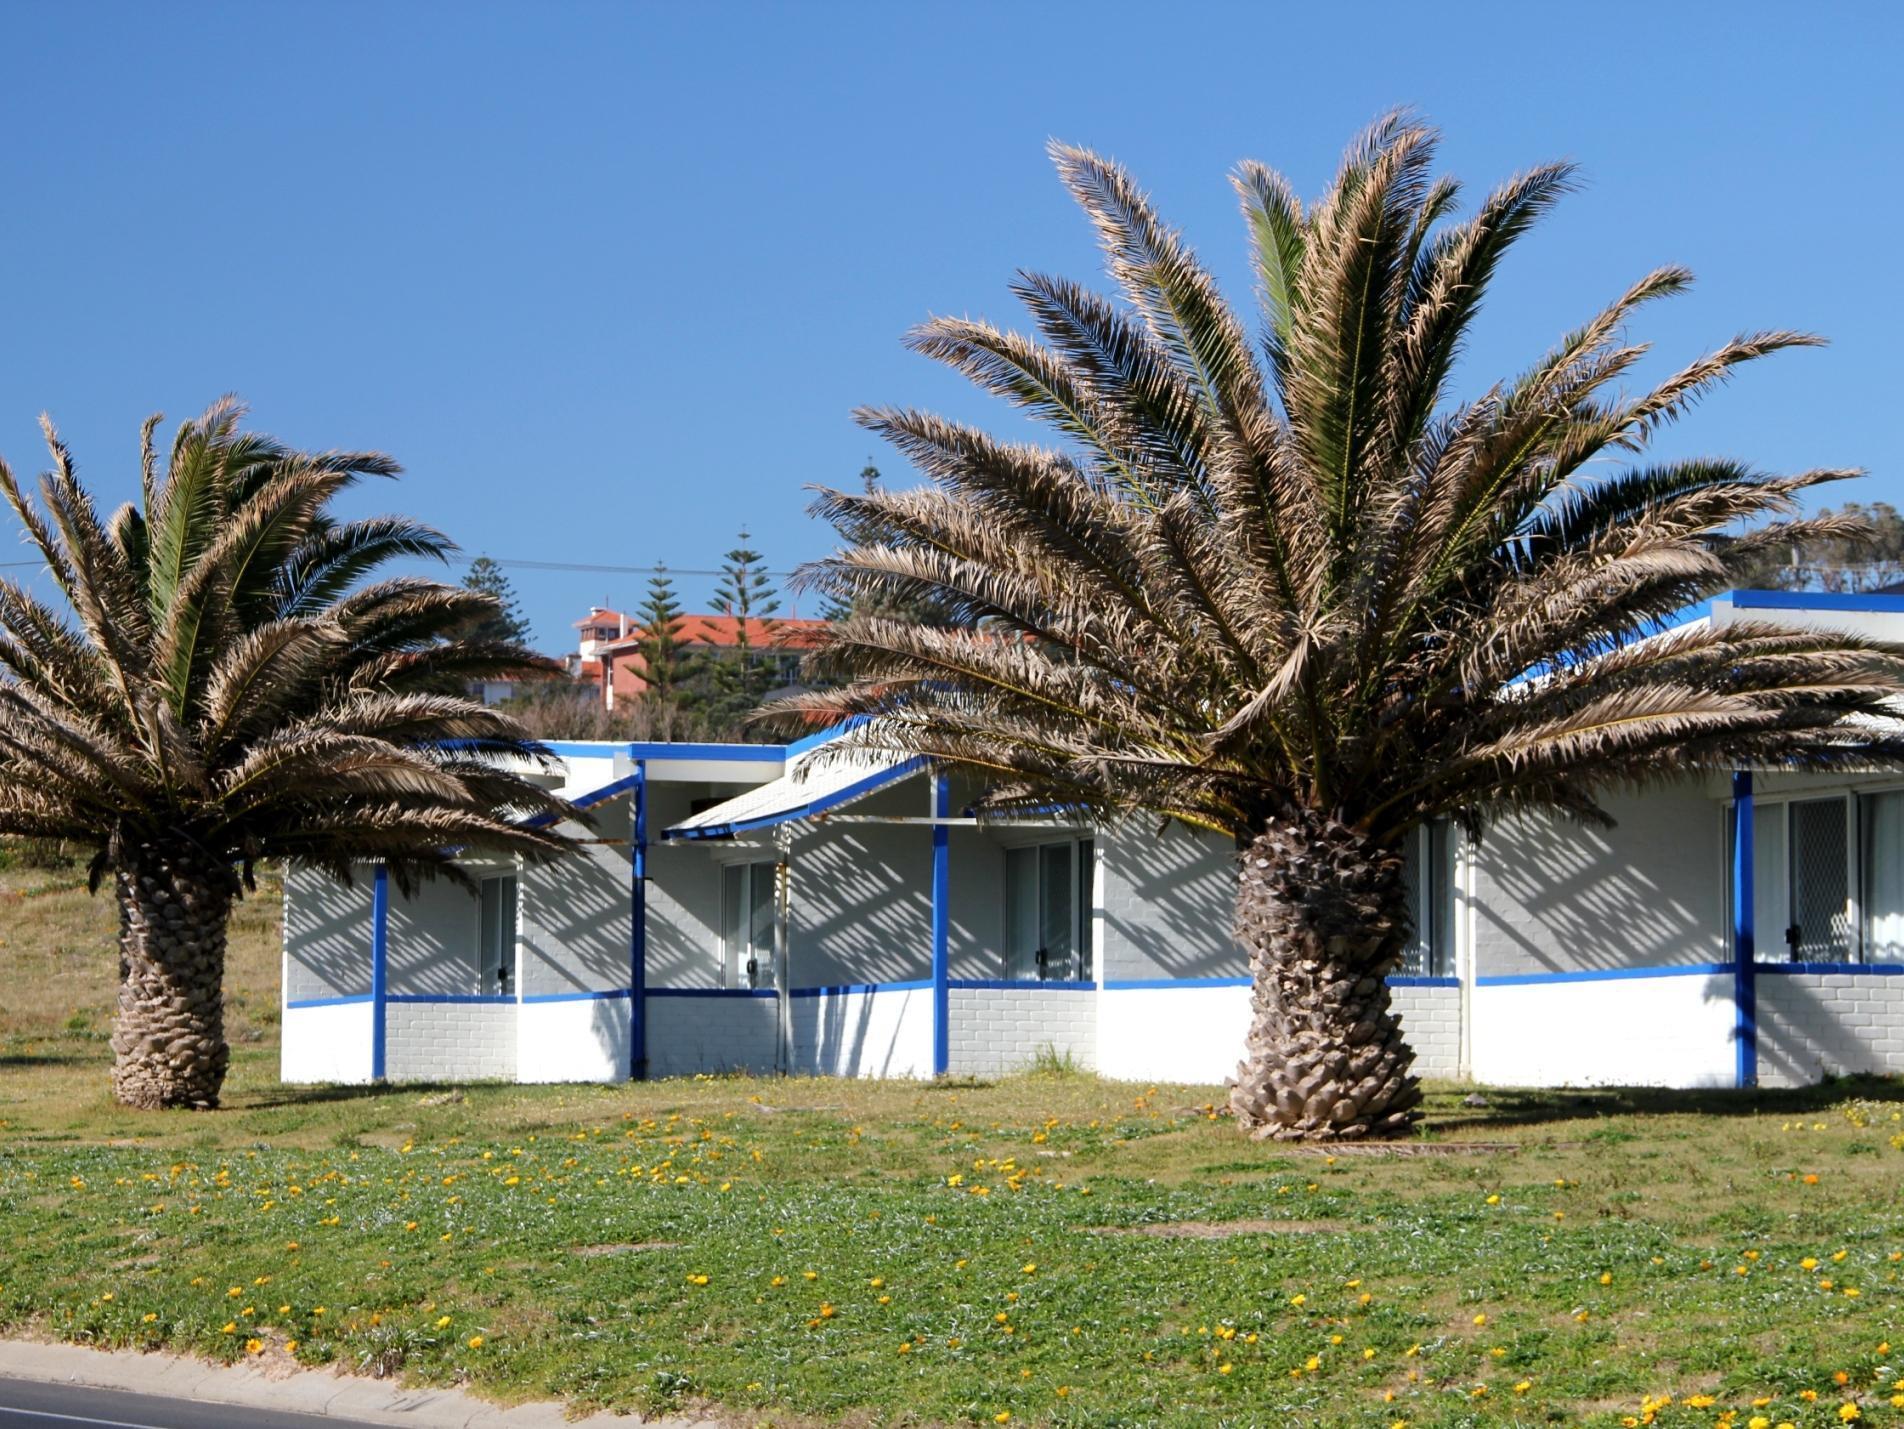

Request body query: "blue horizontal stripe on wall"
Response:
[1477, 962, 1732, 988]
[1388, 976, 1460, 988]
[789, 980, 934, 997]
[1757, 961, 1904, 976]
[646, 986, 780, 999]
[948, 979, 1096, 992]
[1103, 976, 1252, 991]
[385, 993, 516, 1005]
[285, 993, 373, 1009]
[521, 988, 634, 1003]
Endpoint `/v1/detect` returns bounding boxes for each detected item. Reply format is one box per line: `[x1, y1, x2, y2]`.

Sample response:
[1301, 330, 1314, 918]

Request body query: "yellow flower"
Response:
[1839, 1406, 1861, 1423]
[467, 1335, 484, 1349]
[1513, 1380, 1532, 1394]
[1599, 1272, 1612, 1285]
[435, 1315, 452, 1329]
[994, 1414, 1010, 1425]
[686, 1273, 709, 1286]
[1471, 1313, 1487, 1326]
[1484, 1194, 1500, 1205]
[141, 1313, 157, 1324]
[220, 1322, 236, 1334]
[245, 1339, 263, 1355]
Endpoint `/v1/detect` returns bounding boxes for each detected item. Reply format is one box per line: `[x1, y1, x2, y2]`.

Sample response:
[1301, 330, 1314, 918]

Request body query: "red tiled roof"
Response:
[596, 615, 829, 655]
[574, 610, 631, 630]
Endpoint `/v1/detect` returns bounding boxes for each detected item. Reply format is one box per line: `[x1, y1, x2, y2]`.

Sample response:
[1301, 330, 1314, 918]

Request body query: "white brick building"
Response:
[281, 589, 1904, 1092]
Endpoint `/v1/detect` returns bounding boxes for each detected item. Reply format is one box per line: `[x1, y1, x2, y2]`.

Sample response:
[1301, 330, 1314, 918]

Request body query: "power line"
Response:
[484, 557, 798, 578]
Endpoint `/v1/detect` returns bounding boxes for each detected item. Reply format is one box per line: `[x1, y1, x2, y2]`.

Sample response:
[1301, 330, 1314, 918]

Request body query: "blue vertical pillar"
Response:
[931, 773, 951, 1077]
[630, 759, 648, 1081]
[370, 864, 389, 1082]
[1732, 770, 1757, 1088]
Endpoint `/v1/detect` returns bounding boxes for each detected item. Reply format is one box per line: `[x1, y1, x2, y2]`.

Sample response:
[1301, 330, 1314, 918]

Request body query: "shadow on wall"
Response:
[1103, 823, 1242, 979]
[387, 879, 483, 997]
[284, 871, 373, 1001]
[524, 836, 631, 996]
[803, 993, 911, 1075]
[795, 830, 932, 985]
[1476, 805, 1719, 975]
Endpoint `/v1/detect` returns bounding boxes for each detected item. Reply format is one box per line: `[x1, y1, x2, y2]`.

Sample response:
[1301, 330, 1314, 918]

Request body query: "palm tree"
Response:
[766, 116, 1904, 1140]
[0, 400, 573, 1110]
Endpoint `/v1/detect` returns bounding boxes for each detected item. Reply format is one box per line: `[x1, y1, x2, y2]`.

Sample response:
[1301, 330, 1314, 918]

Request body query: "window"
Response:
[1003, 838, 1094, 981]
[721, 861, 778, 988]
[1865, 792, 1904, 962]
[1399, 821, 1455, 978]
[476, 875, 517, 995]
[1730, 795, 1854, 963]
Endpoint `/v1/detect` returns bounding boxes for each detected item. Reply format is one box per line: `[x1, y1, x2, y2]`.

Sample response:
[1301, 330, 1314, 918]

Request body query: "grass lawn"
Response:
[2, 869, 1903, 1426]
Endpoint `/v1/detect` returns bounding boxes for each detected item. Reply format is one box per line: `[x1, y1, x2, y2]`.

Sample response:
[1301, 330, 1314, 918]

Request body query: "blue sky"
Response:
[2, 2, 1899, 651]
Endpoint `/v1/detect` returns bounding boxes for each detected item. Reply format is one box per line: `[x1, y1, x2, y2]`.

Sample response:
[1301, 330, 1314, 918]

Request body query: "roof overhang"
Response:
[662, 751, 922, 841]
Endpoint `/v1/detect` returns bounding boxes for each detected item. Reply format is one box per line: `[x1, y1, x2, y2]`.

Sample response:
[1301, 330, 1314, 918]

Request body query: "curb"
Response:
[0, 1339, 725, 1427]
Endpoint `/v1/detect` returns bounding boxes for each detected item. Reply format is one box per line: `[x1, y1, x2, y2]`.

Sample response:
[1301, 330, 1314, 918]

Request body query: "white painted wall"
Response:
[646, 783, 727, 987]
[383, 1001, 516, 1081]
[518, 996, 631, 1083]
[788, 986, 934, 1078]
[1470, 970, 1738, 1088]
[280, 1001, 375, 1084]
[1757, 971, 1904, 1087]
[645, 993, 780, 1077]
[791, 781, 934, 987]
[1098, 983, 1249, 1084]
[948, 985, 1096, 1076]
[386, 878, 482, 997]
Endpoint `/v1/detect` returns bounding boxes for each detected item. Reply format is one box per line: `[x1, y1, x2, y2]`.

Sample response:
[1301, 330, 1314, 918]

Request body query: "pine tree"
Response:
[706, 529, 784, 731]
[631, 563, 698, 738]
[462, 556, 533, 648]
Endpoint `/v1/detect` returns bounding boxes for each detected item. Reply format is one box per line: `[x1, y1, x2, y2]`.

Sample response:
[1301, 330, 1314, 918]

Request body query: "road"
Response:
[0, 1376, 383, 1429]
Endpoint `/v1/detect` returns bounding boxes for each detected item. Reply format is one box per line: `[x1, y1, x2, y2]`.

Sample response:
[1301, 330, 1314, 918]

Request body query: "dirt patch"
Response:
[571, 1240, 683, 1256]
[1089, 1218, 1346, 1239]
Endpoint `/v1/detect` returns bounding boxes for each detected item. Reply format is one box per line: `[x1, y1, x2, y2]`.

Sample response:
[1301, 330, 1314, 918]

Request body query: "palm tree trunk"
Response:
[109, 844, 234, 1110]
[1228, 811, 1422, 1141]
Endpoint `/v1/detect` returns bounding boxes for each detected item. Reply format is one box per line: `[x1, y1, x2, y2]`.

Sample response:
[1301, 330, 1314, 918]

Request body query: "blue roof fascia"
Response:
[785, 717, 868, 757]
[663, 757, 925, 841]
[1726, 588, 1904, 613]
[543, 740, 788, 763]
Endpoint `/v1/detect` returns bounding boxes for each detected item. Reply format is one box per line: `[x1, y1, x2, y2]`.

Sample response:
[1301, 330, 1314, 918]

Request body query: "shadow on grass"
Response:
[1426, 1075, 1904, 1135]
[240, 1080, 477, 1110]
[0, 1051, 94, 1068]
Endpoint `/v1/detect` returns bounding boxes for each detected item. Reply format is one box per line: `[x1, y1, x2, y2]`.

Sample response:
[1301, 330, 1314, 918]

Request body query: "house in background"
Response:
[564, 607, 829, 710]
[283, 589, 1904, 1093]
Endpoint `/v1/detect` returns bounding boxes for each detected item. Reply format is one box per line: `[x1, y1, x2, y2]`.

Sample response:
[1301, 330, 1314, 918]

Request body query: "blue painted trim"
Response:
[788, 979, 934, 998]
[521, 987, 633, 1004]
[1758, 961, 1904, 975]
[370, 866, 389, 1081]
[1387, 976, 1461, 989]
[1476, 962, 1733, 988]
[1103, 976, 1252, 991]
[286, 993, 373, 1009]
[630, 759, 647, 1080]
[386, 993, 515, 1005]
[645, 986, 780, 999]
[1729, 588, 1904, 613]
[545, 740, 788, 763]
[932, 773, 950, 1077]
[1732, 770, 1758, 1088]
[521, 770, 645, 829]
[787, 717, 866, 756]
[949, 978, 1098, 991]
[662, 758, 924, 840]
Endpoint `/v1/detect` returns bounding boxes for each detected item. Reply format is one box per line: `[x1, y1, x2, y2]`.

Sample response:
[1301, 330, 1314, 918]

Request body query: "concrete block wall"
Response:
[1388, 982, 1462, 1080]
[645, 991, 779, 1077]
[643, 783, 726, 988]
[386, 878, 483, 997]
[791, 782, 935, 987]
[789, 985, 934, 1078]
[521, 806, 629, 998]
[1471, 968, 1738, 1088]
[1470, 786, 1724, 979]
[947, 984, 1096, 1076]
[1757, 970, 1904, 1087]
[283, 866, 373, 1001]
[382, 1000, 516, 1081]
[1099, 822, 1241, 982]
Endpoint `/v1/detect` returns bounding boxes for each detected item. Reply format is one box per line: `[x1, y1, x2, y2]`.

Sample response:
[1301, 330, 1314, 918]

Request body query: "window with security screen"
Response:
[1399, 820, 1455, 978]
